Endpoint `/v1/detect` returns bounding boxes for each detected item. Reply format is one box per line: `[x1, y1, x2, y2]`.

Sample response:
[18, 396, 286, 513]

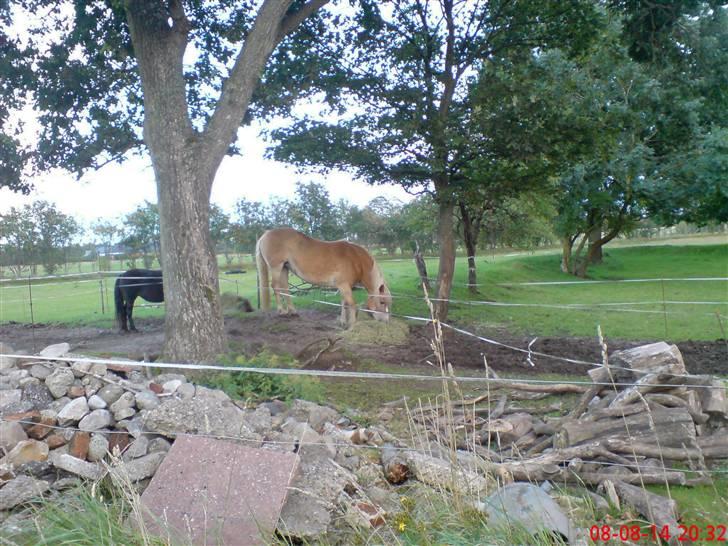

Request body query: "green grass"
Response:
[1, 244, 726, 340]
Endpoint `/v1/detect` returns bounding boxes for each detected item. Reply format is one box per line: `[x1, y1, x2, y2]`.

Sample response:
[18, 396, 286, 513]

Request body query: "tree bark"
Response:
[413, 241, 430, 291]
[458, 202, 480, 294]
[434, 198, 456, 321]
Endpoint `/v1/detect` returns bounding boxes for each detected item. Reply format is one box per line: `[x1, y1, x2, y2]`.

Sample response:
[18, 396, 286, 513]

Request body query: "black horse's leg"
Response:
[119, 293, 129, 331]
[127, 297, 137, 332]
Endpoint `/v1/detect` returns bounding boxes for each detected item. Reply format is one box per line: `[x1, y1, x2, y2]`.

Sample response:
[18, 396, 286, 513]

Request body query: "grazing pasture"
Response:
[1, 244, 726, 342]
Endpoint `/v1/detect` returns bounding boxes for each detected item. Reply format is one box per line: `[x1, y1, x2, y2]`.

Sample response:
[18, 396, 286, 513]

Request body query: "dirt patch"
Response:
[1, 310, 725, 376]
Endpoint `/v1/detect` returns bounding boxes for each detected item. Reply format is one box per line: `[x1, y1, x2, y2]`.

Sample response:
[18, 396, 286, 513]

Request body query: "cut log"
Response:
[604, 438, 715, 462]
[554, 407, 696, 449]
[405, 451, 496, 496]
[608, 373, 672, 409]
[612, 480, 680, 546]
[611, 342, 687, 377]
[644, 393, 709, 424]
[381, 444, 409, 484]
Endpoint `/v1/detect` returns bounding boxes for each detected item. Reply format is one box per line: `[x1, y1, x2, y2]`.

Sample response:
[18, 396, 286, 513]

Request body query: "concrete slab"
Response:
[139, 435, 299, 545]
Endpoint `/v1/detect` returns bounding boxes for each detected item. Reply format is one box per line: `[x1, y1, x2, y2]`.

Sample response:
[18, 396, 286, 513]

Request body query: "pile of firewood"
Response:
[410, 341, 727, 486]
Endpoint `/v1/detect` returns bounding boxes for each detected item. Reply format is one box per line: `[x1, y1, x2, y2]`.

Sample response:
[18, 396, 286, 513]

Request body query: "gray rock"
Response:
[245, 405, 272, 434]
[56, 396, 89, 426]
[279, 446, 357, 540]
[122, 436, 149, 460]
[97, 384, 124, 406]
[110, 451, 165, 482]
[87, 434, 109, 462]
[113, 407, 136, 421]
[147, 437, 171, 454]
[162, 379, 183, 393]
[29, 364, 53, 380]
[176, 382, 196, 399]
[39, 342, 71, 359]
[143, 395, 260, 442]
[84, 378, 104, 397]
[116, 416, 145, 438]
[89, 363, 107, 376]
[71, 361, 92, 378]
[18, 377, 40, 388]
[110, 391, 135, 412]
[0, 342, 17, 371]
[0, 421, 28, 453]
[45, 368, 74, 398]
[134, 390, 160, 411]
[78, 409, 114, 432]
[21, 383, 55, 410]
[48, 452, 104, 480]
[478, 483, 577, 544]
[289, 399, 340, 432]
[0, 475, 50, 510]
[193, 385, 230, 403]
[0, 439, 49, 467]
[7, 369, 29, 383]
[153, 373, 186, 384]
[0, 389, 22, 409]
[0, 400, 35, 417]
[261, 400, 288, 416]
[87, 394, 107, 410]
[47, 396, 71, 413]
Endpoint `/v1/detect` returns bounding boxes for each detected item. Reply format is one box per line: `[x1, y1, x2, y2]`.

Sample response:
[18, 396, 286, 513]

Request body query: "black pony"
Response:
[114, 269, 164, 332]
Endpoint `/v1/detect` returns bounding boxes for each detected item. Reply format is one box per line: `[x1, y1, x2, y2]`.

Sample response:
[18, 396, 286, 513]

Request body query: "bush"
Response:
[200, 351, 323, 403]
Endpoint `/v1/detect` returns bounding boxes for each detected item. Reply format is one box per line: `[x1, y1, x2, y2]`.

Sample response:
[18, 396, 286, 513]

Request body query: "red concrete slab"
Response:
[139, 435, 299, 545]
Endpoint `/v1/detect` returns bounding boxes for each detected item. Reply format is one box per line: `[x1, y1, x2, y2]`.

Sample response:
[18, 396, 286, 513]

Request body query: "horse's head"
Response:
[367, 264, 392, 322]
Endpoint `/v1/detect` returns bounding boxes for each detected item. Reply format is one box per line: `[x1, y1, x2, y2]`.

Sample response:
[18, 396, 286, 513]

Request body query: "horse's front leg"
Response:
[270, 266, 289, 315]
[280, 267, 298, 316]
[338, 286, 357, 328]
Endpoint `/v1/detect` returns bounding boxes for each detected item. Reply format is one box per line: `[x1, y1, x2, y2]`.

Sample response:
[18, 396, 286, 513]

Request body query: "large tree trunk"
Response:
[156, 162, 226, 362]
[435, 198, 456, 321]
[587, 222, 603, 264]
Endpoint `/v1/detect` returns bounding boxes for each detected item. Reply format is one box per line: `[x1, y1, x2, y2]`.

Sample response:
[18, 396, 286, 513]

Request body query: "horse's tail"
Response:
[256, 238, 271, 311]
[114, 277, 124, 328]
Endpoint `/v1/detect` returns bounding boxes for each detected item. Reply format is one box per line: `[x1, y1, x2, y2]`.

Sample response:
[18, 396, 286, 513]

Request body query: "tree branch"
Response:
[277, 0, 330, 41]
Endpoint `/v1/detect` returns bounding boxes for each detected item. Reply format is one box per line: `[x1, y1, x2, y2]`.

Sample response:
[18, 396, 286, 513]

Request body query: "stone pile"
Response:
[0, 342, 402, 541]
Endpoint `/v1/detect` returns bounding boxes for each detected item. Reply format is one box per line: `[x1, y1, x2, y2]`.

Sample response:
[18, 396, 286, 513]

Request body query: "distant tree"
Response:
[0, 201, 80, 275]
[209, 205, 235, 265]
[122, 201, 160, 268]
[0, 206, 36, 276]
[232, 198, 271, 254]
[90, 220, 120, 271]
[288, 182, 342, 240]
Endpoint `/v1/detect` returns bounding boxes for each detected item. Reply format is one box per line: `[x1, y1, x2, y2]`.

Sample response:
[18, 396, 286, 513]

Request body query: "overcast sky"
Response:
[0, 123, 413, 229]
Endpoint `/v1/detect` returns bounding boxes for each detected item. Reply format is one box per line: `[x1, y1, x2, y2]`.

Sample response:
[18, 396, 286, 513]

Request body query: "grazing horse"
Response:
[256, 228, 391, 327]
[114, 269, 164, 332]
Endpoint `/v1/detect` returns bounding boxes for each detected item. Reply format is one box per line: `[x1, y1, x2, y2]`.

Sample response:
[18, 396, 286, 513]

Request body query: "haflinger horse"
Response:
[114, 269, 164, 332]
[256, 228, 391, 327]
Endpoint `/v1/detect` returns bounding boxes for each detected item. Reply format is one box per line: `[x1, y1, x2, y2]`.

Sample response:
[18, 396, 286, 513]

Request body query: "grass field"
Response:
[1, 243, 726, 341]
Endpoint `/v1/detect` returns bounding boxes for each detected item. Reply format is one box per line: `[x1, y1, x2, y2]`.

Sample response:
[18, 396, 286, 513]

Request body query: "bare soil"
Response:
[1, 310, 725, 376]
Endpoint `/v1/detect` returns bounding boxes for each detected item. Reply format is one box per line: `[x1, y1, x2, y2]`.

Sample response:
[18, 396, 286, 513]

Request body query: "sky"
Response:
[0, 123, 413, 229]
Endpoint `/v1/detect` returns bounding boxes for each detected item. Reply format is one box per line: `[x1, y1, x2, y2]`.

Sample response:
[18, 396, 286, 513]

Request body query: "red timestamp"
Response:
[589, 523, 727, 543]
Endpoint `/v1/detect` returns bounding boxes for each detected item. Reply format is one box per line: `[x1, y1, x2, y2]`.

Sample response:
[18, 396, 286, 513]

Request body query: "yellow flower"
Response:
[398, 521, 407, 532]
